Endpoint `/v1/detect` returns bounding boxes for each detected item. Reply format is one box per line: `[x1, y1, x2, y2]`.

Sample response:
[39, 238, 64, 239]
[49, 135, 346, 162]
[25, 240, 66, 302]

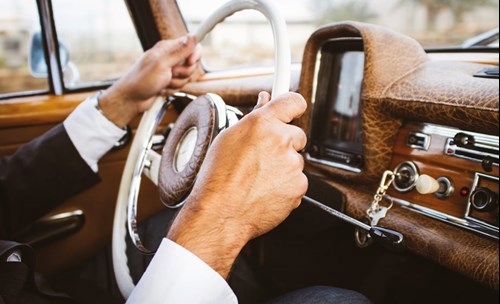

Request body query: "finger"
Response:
[161, 88, 179, 96]
[172, 63, 198, 79]
[264, 92, 307, 123]
[186, 44, 203, 66]
[155, 35, 197, 67]
[168, 77, 191, 90]
[286, 124, 308, 152]
[253, 91, 271, 110]
[298, 172, 308, 199]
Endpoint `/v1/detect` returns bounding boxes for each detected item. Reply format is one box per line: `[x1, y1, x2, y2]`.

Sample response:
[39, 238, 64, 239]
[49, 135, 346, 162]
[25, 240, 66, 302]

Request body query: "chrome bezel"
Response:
[393, 161, 420, 193]
[464, 173, 499, 231]
[434, 177, 454, 199]
[407, 132, 431, 151]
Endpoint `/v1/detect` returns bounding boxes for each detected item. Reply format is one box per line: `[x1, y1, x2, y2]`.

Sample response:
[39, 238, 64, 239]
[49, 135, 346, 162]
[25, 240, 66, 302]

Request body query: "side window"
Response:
[0, 1, 49, 96]
[51, 0, 143, 89]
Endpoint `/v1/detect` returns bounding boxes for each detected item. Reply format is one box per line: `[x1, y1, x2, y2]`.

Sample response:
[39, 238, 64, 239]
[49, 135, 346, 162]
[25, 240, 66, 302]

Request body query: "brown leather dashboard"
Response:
[298, 22, 499, 289]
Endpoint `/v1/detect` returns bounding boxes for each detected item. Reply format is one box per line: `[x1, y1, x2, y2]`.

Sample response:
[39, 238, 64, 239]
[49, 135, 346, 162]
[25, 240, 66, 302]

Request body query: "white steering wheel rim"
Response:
[112, 0, 291, 298]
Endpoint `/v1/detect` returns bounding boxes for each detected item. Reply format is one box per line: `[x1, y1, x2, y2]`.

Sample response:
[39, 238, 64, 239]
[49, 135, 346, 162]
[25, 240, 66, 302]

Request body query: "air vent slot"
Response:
[407, 132, 431, 150]
[445, 132, 499, 167]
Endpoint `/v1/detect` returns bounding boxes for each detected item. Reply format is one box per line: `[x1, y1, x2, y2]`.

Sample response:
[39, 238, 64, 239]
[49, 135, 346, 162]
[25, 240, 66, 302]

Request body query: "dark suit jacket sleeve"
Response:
[0, 124, 100, 237]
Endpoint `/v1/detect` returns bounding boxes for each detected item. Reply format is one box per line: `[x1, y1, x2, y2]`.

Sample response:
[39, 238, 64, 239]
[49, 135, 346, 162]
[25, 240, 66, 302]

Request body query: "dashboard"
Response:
[387, 123, 498, 240]
[298, 22, 499, 289]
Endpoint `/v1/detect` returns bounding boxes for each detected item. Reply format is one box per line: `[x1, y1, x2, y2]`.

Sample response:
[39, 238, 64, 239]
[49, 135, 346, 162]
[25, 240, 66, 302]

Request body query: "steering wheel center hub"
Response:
[174, 127, 198, 173]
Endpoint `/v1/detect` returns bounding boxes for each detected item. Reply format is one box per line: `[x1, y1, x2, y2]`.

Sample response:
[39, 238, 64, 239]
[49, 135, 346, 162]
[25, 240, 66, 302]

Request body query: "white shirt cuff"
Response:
[63, 94, 126, 172]
[127, 238, 237, 304]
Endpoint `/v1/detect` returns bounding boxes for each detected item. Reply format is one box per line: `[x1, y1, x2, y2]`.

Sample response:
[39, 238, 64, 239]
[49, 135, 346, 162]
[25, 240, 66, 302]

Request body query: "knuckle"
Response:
[141, 50, 157, 65]
[297, 153, 305, 169]
[290, 93, 307, 112]
[298, 173, 308, 197]
[247, 111, 269, 129]
[292, 125, 307, 146]
[155, 40, 171, 50]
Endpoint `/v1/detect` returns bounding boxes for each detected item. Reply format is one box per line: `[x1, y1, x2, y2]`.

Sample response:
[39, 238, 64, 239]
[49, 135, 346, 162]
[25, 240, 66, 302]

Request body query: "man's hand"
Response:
[168, 92, 308, 278]
[99, 35, 201, 128]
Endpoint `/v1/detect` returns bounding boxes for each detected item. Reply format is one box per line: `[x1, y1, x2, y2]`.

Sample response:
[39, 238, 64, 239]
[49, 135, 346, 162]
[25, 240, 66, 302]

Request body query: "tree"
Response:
[403, 0, 497, 30]
[310, 0, 377, 26]
[446, 0, 498, 25]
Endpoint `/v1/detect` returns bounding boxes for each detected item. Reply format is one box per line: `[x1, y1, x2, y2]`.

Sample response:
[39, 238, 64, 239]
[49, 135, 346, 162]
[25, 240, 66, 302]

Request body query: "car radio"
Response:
[306, 38, 365, 173]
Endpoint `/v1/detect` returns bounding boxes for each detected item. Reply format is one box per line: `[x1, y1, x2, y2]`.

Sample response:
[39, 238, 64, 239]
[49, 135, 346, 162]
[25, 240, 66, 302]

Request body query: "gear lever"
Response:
[303, 195, 405, 252]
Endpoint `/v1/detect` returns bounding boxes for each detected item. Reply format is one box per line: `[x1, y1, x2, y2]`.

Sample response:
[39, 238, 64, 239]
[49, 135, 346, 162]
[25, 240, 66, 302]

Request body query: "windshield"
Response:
[179, 0, 499, 69]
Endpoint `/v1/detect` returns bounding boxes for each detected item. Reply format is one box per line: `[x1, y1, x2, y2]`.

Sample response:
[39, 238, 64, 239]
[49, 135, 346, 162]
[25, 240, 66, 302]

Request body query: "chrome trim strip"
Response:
[39, 210, 84, 223]
[305, 153, 362, 173]
[388, 195, 499, 239]
[420, 124, 499, 147]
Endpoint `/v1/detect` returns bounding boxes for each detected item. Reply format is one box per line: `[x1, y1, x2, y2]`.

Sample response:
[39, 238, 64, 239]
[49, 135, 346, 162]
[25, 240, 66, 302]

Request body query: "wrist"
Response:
[98, 88, 137, 128]
[167, 195, 251, 278]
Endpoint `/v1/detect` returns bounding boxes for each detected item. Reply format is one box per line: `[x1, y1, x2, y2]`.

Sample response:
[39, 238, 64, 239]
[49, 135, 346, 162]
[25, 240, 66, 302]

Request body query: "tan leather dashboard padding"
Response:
[299, 22, 425, 182]
[159, 95, 215, 206]
[382, 61, 499, 135]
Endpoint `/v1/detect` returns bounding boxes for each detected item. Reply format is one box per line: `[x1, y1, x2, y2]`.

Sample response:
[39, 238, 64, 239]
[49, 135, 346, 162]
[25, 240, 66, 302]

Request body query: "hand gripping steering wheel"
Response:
[112, 0, 291, 298]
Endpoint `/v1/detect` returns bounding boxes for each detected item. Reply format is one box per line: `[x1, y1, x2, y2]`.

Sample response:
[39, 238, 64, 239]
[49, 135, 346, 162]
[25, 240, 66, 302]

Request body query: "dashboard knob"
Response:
[470, 188, 498, 212]
[416, 174, 441, 194]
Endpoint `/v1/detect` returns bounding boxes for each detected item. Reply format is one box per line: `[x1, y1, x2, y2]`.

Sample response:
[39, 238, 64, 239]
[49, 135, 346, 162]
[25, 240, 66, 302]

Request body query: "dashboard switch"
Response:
[407, 132, 431, 150]
[416, 175, 440, 194]
[416, 175, 454, 199]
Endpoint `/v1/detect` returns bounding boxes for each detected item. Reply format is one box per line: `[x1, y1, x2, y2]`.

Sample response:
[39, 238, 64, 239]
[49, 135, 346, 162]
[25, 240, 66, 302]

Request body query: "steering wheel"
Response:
[111, 0, 291, 298]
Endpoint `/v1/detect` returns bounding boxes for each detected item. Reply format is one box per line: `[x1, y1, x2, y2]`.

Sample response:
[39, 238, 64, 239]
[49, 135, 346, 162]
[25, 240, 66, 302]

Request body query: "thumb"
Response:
[157, 35, 197, 67]
[264, 92, 307, 123]
[253, 91, 272, 111]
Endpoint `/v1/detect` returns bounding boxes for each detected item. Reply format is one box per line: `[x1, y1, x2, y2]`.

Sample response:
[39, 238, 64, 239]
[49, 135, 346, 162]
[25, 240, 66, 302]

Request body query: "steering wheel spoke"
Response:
[143, 150, 162, 186]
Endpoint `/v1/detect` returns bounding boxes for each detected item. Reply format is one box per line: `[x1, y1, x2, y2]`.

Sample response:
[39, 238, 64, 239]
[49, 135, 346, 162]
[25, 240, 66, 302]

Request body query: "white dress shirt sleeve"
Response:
[127, 238, 237, 304]
[63, 95, 126, 173]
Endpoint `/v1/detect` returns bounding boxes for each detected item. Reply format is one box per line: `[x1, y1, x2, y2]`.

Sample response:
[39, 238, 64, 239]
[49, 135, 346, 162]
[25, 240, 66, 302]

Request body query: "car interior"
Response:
[0, 0, 498, 303]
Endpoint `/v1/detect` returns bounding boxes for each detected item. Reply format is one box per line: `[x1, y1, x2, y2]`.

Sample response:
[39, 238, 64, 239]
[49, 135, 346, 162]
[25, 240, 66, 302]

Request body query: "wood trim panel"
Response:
[387, 124, 498, 225]
[0, 93, 92, 128]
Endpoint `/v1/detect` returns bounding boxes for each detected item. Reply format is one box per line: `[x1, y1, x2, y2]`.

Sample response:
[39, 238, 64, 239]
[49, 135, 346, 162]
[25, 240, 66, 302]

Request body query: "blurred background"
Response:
[1, 0, 499, 95]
